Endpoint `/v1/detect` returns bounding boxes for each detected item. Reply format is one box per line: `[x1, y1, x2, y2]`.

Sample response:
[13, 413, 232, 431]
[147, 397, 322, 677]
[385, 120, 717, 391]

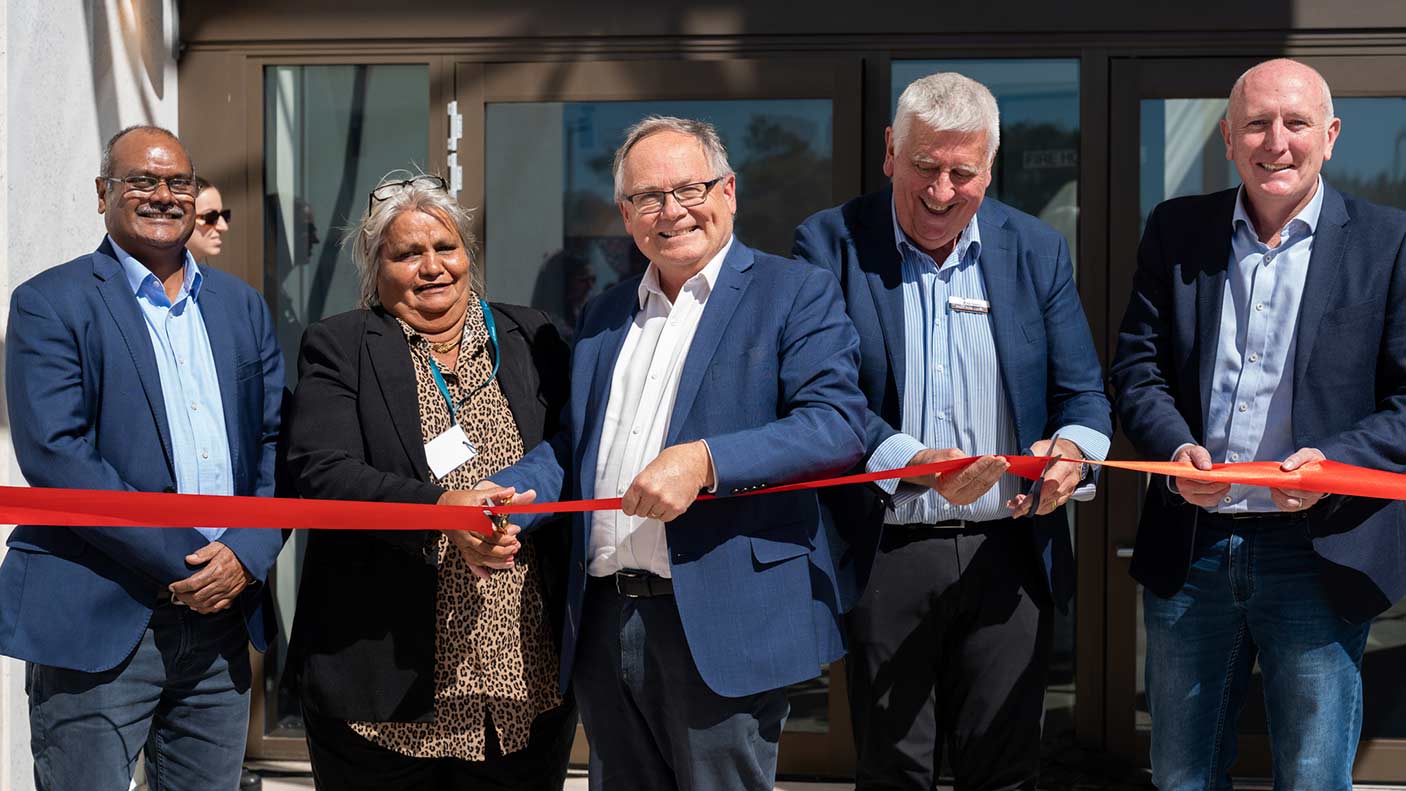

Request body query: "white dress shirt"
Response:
[589, 238, 733, 577]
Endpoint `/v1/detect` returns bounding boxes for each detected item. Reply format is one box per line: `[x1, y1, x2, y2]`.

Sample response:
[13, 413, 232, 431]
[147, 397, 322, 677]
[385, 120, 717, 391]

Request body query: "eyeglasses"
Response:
[196, 209, 232, 226]
[368, 175, 448, 211]
[101, 175, 198, 197]
[623, 177, 724, 214]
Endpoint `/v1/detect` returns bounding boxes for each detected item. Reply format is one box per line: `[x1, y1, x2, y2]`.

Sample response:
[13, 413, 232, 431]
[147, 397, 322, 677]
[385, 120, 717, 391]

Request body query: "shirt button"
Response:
[937, 414, 947, 421]
[1255, 303, 1265, 312]
[1238, 402, 1248, 413]
[1248, 353, 1259, 362]
[201, 450, 209, 460]
[617, 486, 625, 495]
[1230, 452, 1239, 461]
[936, 364, 945, 374]
[177, 356, 186, 365]
[632, 427, 640, 435]
[190, 402, 198, 411]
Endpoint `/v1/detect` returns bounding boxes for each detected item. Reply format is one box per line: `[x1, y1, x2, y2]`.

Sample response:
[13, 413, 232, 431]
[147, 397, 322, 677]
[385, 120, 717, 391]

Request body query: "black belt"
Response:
[589, 570, 674, 598]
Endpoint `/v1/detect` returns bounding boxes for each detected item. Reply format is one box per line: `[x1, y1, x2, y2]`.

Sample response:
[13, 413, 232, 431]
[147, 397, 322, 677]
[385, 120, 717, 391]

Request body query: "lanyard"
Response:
[427, 299, 499, 426]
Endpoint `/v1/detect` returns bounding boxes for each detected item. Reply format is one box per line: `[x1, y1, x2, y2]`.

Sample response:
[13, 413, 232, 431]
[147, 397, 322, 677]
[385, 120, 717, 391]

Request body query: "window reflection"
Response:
[484, 100, 833, 338]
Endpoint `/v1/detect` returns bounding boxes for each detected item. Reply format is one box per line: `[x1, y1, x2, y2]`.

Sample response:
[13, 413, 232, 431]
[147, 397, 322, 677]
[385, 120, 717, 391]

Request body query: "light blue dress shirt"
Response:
[111, 237, 233, 540]
[1203, 179, 1323, 513]
[867, 203, 1110, 524]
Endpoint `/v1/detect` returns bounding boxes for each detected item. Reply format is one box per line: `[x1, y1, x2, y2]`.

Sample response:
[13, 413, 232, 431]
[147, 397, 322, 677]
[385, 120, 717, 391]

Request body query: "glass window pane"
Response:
[484, 100, 833, 339]
[261, 63, 430, 738]
[892, 59, 1081, 263]
[1134, 95, 1406, 738]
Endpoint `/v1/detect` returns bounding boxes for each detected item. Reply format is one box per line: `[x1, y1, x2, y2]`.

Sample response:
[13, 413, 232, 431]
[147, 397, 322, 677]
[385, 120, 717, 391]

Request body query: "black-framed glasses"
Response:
[101, 175, 198, 197]
[369, 174, 447, 211]
[623, 177, 724, 214]
[196, 209, 232, 226]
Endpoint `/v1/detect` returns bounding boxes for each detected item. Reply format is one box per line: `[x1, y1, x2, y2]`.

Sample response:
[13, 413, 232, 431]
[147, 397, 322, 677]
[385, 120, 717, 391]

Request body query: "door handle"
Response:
[1115, 545, 1134, 559]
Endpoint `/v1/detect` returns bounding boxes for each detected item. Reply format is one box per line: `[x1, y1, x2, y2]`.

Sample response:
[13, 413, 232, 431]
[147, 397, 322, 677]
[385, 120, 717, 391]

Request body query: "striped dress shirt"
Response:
[867, 202, 1109, 524]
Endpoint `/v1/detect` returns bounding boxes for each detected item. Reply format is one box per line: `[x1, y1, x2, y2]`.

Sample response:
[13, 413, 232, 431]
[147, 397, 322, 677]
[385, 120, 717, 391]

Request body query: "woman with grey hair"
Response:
[283, 172, 576, 789]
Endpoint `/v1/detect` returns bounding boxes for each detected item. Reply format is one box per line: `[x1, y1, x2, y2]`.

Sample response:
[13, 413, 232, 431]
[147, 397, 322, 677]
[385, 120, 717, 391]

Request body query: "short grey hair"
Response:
[100, 125, 188, 179]
[345, 170, 479, 309]
[612, 116, 734, 201]
[892, 73, 1001, 166]
[1227, 58, 1335, 123]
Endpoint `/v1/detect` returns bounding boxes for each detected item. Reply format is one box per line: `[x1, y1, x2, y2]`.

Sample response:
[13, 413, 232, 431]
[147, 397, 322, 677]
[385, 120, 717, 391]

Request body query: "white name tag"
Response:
[425, 424, 476, 479]
[947, 296, 991, 314]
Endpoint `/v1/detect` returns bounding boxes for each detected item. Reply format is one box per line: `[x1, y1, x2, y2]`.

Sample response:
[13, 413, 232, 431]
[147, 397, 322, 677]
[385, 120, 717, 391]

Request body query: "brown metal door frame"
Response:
[1103, 52, 1406, 782]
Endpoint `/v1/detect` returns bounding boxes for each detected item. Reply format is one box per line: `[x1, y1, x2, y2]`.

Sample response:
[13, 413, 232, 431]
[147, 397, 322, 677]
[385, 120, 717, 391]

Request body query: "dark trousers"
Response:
[27, 602, 252, 791]
[574, 578, 790, 791]
[302, 699, 577, 791]
[846, 522, 1052, 791]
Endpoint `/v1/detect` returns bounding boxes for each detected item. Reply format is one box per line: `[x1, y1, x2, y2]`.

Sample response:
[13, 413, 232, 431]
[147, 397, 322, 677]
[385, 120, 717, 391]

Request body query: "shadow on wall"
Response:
[85, 0, 171, 146]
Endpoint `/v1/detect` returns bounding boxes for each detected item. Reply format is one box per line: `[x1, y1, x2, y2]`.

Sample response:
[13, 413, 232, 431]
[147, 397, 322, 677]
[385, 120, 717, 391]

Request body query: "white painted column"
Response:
[0, 1, 178, 789]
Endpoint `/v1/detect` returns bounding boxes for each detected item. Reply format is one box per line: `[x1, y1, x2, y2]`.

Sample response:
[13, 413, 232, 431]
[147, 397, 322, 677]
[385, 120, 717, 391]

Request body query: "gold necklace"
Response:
[428, 334, 461, 354]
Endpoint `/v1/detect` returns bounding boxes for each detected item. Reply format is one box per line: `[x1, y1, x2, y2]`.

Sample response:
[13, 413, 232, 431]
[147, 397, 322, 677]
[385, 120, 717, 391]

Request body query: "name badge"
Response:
[947, 296, 991, 314]
[425, 424, 476, 479]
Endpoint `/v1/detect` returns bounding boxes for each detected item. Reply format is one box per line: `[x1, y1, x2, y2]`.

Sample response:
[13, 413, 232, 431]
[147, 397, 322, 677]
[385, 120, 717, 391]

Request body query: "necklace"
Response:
[428, 334, 461, 354]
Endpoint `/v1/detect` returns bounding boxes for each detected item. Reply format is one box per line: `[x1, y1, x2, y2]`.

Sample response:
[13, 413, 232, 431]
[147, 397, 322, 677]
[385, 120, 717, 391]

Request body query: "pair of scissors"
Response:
[1020, 450, 1064, 518]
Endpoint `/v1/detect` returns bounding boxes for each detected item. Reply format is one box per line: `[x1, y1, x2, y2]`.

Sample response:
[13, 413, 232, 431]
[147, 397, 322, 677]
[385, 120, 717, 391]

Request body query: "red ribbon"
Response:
[1, 457, 1402, 537]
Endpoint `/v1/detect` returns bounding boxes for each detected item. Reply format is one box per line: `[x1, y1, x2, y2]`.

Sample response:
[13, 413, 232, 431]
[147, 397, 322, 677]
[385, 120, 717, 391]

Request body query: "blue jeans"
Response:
[1143, 519, 1369, 791]
[27, 601, 252, 791]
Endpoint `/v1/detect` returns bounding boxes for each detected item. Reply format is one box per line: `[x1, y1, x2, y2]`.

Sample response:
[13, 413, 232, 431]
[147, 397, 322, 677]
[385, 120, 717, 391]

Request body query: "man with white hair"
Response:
[1112, 58, 1406, 789]
[794, 73, 1111, 789]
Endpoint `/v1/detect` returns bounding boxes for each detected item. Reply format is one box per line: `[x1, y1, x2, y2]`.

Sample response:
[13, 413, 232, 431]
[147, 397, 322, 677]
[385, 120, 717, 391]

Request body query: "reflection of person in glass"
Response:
[1113, 58, 1406, 791]
[283, 173, 576, 789]
[794, 73, 1112, 790]
[530, 248, 596, 339]
[186, 176, 231, 262]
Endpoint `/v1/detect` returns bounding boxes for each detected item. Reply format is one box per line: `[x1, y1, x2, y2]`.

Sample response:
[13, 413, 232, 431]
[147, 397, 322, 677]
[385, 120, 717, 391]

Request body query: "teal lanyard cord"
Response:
[427, 299, 500, 426]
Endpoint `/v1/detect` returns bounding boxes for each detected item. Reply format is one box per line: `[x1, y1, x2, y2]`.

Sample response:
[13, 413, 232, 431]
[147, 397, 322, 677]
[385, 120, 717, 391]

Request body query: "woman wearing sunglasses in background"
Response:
[186, 176, 231, 261]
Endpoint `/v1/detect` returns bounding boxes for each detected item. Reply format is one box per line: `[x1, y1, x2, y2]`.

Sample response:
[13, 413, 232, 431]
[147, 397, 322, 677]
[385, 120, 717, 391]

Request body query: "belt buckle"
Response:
[615, 570, 646, 598]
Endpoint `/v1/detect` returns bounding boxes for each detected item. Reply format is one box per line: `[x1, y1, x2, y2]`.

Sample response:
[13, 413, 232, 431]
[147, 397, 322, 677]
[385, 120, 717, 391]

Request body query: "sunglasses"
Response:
[196, 209, 232, 226]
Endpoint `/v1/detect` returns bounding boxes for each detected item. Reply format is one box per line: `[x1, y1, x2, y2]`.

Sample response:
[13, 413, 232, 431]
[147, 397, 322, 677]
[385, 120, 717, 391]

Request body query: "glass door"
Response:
[1105, 54, 1406, 782]
[458, 57, 862, 776]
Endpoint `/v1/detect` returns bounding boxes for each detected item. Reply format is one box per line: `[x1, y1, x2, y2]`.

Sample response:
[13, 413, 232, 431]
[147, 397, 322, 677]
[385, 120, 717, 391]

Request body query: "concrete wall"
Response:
[0, 1, 178, 788]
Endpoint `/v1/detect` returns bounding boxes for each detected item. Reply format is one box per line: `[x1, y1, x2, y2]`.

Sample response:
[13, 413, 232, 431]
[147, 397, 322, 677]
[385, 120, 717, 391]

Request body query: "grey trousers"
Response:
[574, 577, 790, 791]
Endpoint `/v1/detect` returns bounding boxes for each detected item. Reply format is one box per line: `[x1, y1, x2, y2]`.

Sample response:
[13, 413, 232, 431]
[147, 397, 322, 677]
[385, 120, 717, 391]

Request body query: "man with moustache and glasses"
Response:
[0, 125, 284, 790]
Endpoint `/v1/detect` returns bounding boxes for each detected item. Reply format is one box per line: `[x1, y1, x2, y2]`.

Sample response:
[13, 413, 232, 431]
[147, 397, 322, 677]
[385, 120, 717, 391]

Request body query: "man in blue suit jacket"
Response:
[1111, 59, 1406, 790]
[793, 73, 1111, 790]
[487, 116, 866, 790]
[0, 126, 284, 791]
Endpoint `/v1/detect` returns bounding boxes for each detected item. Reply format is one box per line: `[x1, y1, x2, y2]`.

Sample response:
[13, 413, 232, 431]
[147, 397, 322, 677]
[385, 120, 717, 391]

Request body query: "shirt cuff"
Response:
[1166, 442, 1197, 494]
[868, 432, 930, 507]
[699, 439, 719, 494]
[1050, 425, 1109, 503]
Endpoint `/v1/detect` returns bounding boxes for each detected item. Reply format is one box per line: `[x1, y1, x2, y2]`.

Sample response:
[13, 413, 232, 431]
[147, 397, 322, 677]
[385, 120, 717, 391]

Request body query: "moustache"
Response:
[135, 205, 186, 220]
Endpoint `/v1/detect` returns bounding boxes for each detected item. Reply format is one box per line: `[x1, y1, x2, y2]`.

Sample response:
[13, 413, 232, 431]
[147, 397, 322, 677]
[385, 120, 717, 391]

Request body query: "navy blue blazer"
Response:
[494, 240, 868, 698]
[793, 187, 1112, 611]
[1111, 184, 1406, 623]
[0, 239, 286, 671]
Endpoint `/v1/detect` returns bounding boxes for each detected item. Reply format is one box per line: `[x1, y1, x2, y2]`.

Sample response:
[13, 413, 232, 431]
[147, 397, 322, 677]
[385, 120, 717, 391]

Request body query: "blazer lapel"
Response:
[975, 211, 1030, 447]
[1292, 184, 1349, 394]
[365, 310, 431, 478]
[859, 187, 908, 399]
[1195, 190, 1238, 428]
[194, 277, 247, 492]
[92, 245, 175, 478]
[667, 242, 754, 443]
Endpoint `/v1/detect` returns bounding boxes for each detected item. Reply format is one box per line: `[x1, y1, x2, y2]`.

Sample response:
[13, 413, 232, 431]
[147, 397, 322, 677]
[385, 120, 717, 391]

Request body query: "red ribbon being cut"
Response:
[1, 457, 1403, 537]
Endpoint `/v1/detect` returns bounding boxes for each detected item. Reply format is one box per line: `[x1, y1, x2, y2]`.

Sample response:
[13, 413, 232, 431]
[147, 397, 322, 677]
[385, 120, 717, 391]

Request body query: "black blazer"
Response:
[1111, 184, 1406, 623]
[282, 303, 570, 722]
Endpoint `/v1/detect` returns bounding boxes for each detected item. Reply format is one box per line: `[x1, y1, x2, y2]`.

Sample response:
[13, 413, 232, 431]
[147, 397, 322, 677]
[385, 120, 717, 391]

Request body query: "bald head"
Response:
[1228, 59, 1334, 125]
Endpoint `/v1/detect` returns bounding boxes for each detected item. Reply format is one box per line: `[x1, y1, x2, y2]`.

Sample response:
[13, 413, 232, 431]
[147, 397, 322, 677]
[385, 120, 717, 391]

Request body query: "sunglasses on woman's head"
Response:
[196, 209, 232, 226]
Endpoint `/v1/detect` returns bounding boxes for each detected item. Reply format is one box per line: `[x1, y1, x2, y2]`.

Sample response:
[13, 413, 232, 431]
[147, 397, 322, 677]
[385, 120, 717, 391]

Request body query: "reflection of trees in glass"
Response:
[734, 116, 833, 257]
[1331, 173, 1406, 212]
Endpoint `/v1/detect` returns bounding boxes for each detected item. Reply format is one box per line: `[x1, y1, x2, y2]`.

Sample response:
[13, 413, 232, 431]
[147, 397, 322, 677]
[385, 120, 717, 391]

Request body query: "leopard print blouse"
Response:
[349, 298, 563, 760]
